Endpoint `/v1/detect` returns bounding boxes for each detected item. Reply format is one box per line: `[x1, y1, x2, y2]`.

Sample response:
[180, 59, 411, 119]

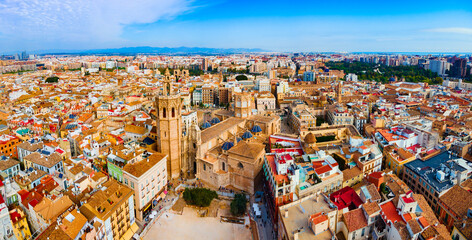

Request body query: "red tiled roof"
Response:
[402, 196, 415, 204]
[309, 212, 328, 225]
[369, 171, 383, 179]
[10, 210, 21, 224]
[343, 208, 368, 232]
[266, 155, 289, 184]
[18, 189, 29, 201]
[417, 216, 429, 228]
[21, 190, 43, 208]
[29, 199, 39, 208]
[315, 164, 332, 175]
[403, 213, 413, 222]
[330, 187, 363, 210]
[381, 201, 405, 224]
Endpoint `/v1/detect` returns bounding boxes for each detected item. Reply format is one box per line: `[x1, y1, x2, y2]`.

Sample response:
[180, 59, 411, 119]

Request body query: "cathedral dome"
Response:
[211, 117, 221, 125]
[304, 133, 316, 144]
[242, 131, 253, 139]
[251, 125, 262, 133]
[202, 122, 211, 129]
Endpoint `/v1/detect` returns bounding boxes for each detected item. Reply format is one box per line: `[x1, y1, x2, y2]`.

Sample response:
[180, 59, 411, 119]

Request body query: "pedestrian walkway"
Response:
[138, 191, 179, 238]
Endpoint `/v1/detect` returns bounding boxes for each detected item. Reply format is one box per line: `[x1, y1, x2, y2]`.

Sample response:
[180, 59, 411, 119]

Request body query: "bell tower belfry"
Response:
[156, 70, 182, 179]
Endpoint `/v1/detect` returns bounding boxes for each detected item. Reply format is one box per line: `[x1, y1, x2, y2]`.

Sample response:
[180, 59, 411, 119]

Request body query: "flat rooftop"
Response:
[279, 195, 336, 240]
[405, 151, 471, 193]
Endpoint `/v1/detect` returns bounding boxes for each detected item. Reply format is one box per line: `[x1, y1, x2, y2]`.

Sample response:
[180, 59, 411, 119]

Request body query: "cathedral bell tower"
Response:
[156, 70, 182, 179]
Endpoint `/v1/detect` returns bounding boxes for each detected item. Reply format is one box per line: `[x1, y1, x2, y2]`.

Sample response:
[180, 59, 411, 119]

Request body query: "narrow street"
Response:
[252, 202, 276, 240]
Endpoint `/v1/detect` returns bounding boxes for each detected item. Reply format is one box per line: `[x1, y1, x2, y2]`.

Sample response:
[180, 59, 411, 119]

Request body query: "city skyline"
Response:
[1, 0, 472, 53]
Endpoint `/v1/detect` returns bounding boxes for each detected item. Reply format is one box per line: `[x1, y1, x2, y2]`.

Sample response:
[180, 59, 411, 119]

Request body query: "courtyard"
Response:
[143, 206, 252, 240]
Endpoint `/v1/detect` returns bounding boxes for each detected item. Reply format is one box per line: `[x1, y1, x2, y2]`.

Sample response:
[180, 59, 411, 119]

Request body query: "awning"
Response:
[130, 222, 139, 233]
[142, 201, 152, 212]
[122, 227, 134, 240]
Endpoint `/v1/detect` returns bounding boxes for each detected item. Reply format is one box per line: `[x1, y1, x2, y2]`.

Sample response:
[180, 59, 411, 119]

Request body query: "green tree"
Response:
[325, 61, 439, 84]
[189, 69, 203, 76]
[45, 76, 59, 83]
[183, 188, 218, 207]
[380, 183, 387, 194]
[316, 135, 336, 142]
[432, 77, 443, 85]
[235, 75, 248, 81]
[230, 193, 247, 216]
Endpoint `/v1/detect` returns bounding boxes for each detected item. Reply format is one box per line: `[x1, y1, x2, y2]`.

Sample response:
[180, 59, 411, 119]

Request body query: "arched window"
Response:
[162, 108, 166, 118]
[222, 162, 226, 171]
[238, 162, 244, 169]
[172, 107, 175, 118]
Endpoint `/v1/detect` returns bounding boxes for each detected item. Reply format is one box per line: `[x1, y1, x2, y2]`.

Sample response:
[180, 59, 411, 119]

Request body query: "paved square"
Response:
[143, 208, 251, 240]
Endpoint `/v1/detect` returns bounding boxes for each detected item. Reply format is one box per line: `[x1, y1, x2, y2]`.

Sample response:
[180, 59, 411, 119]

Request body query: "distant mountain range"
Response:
[6, 46, 271, 55]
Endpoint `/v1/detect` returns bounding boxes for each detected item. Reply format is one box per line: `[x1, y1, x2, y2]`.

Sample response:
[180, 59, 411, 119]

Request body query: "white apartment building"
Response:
[122, 152, 168, 222]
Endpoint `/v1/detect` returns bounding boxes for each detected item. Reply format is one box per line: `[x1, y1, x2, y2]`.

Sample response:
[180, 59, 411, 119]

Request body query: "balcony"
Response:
[372, 220, 387, 240]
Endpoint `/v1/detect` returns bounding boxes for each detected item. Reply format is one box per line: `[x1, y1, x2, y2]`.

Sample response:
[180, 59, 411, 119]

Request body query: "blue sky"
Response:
[0, 0, 472, 53]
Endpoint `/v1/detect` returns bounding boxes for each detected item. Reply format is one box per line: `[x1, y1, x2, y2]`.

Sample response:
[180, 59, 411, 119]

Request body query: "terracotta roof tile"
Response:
[343, 208, 368, 232]
[438, 185, 472, 217]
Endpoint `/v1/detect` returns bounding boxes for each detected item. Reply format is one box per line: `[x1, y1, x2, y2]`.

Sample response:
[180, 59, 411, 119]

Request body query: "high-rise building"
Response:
[21, 51, 27, 60]
[429, 60, 449, 76]
[303, 71, 315, 81]
[201, 58, 209, 71]
[451, 58, 467, 78]
[155, 71, 183, 179]
[201, 84, 215, 106]
[268, 69, 277, 79]
[218, 87, 230, 105]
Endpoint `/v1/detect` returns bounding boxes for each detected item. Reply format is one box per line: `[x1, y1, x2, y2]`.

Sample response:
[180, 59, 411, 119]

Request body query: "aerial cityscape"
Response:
[1, 1, 472, 240]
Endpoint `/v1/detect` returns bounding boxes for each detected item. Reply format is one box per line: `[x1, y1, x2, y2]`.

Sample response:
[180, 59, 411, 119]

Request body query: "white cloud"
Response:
[426, 27, 472, 35]
[0, 0, 194, 44]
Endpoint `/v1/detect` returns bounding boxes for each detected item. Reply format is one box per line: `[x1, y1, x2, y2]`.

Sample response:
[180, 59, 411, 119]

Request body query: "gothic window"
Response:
[222, 162, 226, 171]
[238, 162, 244, 169]
[172, 107, 175, 118]
[162, 108, 166, 118]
